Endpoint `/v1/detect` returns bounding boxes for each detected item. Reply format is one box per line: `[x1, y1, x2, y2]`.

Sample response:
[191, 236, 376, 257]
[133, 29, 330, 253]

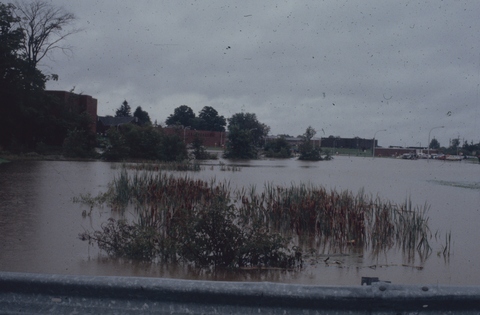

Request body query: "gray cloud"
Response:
[45, 0, 480, 147]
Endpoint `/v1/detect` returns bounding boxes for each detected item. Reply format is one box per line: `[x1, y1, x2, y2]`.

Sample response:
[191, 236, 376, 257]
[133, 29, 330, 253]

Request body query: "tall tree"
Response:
[0, 3, 23, 148]
[165, 105, 195, 127]
[133, 106, 151, 125]
[429, 138, 440, 150]
[0, 3, 23, 86]
[223, 125, 258, 159]
[224, 112, 270, 159]
[0, 3, 48, 149]
[227, 112, 269, 146]
[298, 126, 322, 161]
[115, 100, 132, 117]
[198, 106, 226, 131]
[13, 0, 79, 70]
[0, 2, 46, 91]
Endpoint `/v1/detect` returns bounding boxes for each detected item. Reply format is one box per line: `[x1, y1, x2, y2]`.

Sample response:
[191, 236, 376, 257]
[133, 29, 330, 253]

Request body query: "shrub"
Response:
[63, 128, 96, 158]
[264, 136, 292, 158]
[103, 128, 129, 160]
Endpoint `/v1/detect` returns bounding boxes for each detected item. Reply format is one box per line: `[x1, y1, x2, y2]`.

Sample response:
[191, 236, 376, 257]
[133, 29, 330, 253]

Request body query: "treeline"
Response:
[101, 125, 187, 161]
[165, 105, 226, 132]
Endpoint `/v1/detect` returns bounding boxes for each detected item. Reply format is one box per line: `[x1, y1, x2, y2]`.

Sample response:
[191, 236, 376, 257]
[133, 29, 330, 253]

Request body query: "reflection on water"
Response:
[0, 157, 479, 285]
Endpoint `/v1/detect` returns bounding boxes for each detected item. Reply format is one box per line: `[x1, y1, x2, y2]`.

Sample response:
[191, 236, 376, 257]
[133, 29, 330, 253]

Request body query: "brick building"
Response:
[162, 127, 226, 147]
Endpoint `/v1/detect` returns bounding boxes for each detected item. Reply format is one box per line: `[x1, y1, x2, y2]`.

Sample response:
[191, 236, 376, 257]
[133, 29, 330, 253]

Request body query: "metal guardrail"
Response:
[1, 272, 480, 314]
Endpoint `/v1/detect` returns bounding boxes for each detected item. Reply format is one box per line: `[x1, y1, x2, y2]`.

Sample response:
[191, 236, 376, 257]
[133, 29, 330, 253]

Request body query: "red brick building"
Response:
[162, 127, 226, 148]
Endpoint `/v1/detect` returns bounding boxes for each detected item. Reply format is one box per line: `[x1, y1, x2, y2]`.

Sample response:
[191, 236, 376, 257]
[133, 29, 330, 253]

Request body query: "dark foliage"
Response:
[227, 113, 269, 146]
[223, 113, 270, 159]
[264, 136, 292, 158]
[298, 126, 323, 161]
[115, 100, 132, 117]
[198, 106, 226, 132]
[102, 125, 187, 161]
[165, 105, 195, 127]
[223, 125, 258, 159]
[133, 106, 151, 125]
[165, 105, 226, 132]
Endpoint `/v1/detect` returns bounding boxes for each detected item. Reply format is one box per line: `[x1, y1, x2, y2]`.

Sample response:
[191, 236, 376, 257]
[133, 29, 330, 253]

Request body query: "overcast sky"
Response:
[44, 0, 480, 148]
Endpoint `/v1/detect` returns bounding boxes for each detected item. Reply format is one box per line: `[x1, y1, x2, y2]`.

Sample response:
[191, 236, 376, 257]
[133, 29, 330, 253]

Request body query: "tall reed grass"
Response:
[111, 161, 203, 172]
[235, 184, 433, 256]
[78, 170, 442, 268]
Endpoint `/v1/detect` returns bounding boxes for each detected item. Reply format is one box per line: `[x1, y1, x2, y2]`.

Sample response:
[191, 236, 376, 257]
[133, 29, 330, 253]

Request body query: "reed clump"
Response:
[111, 161, 203, 172]
[219, 161, 241, 172]
[236, 185, 433, 256]
[79, 170, 437, 269]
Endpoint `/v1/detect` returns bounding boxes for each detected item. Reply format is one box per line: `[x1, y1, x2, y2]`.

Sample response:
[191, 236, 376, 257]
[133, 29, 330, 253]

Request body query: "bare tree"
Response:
[13, 0, 79, 68]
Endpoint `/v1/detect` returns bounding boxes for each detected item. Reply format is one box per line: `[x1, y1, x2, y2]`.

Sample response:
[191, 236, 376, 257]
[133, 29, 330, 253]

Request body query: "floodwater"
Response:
[0, 157, 479, 285]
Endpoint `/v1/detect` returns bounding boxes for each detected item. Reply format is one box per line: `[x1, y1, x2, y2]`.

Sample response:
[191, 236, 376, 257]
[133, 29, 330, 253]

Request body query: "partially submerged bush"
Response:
[80, 187, 302, 269]
[191, 133, 218, 160]
[80, 218, 160, 260]
[63, 128, 96, 158]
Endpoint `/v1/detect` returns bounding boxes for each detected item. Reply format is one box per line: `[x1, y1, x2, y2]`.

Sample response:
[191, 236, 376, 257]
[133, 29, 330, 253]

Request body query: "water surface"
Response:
[0, 157, 478, 285]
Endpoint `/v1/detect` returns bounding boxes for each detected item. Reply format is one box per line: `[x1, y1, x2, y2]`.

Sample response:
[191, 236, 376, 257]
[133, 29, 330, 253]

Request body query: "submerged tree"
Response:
[298, 126, 323, 161]
[224, 112, 269, 159]
[224, 125, 258, 159]
[227, 113, 269, 146]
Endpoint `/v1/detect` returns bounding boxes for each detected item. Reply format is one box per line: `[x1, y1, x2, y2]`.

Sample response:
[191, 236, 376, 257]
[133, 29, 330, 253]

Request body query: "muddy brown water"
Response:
[0, 157, 479, 285]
